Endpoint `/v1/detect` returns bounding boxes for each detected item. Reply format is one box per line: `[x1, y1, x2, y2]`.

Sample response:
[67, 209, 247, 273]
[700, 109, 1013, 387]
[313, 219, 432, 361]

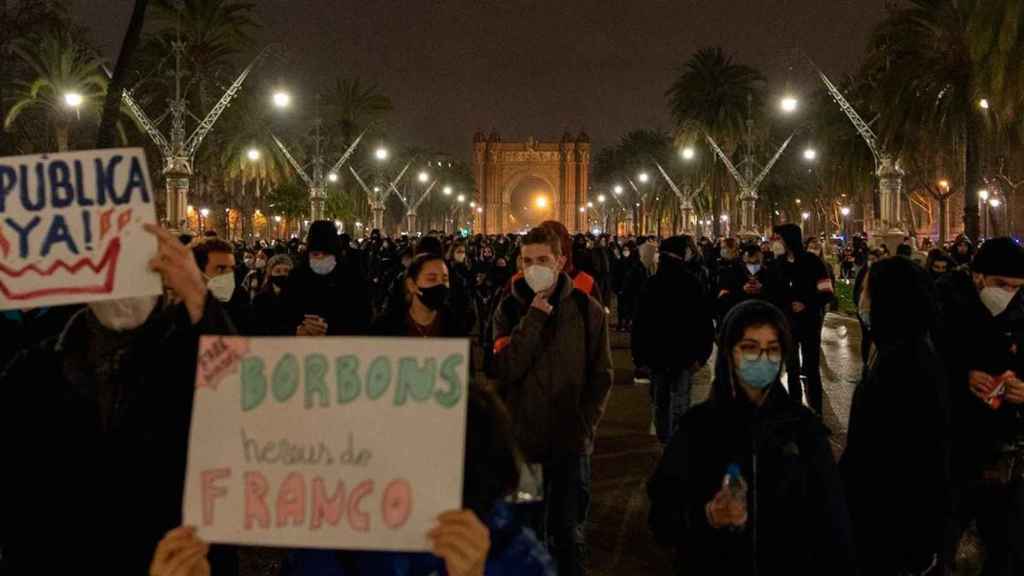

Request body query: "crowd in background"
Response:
[2, 218, 1022, 576]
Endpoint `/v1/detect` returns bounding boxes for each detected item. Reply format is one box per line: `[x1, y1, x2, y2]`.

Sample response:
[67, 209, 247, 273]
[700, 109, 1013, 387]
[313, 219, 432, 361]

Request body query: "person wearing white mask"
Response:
[492, 226, 613, 576]
[716, 243, 782, 322]
[0, 224, 236, 575]
[193, 237, 251, 333]
[935, 236, 1024, 574]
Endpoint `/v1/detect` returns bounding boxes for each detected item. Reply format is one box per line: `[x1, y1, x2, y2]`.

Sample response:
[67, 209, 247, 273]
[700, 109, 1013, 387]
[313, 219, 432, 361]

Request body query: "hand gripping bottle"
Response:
[723, 464, 748, 531]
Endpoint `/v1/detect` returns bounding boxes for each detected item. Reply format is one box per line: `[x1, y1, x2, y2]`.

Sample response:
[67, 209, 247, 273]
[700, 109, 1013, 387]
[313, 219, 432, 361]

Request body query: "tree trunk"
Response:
[712, 161, 722, 238]
[964, 103, 982, 241]
[96, 0, 149, 149]
[938, 194, 949, 246]
[55, 122, 69, 152]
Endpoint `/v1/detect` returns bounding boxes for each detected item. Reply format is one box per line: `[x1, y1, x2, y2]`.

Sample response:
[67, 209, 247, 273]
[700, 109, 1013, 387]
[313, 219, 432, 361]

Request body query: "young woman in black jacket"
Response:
[371, 253, 469, 338]
[647, 300, 855, 575]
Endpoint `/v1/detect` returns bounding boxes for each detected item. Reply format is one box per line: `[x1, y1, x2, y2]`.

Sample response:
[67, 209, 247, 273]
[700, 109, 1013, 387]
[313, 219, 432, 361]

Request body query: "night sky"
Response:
[71, 1, 884, 159]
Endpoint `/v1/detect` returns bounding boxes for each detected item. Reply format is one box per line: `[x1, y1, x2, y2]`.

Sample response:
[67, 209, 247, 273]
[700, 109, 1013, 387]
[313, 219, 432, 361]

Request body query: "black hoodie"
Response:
[772, 224, 833, 315]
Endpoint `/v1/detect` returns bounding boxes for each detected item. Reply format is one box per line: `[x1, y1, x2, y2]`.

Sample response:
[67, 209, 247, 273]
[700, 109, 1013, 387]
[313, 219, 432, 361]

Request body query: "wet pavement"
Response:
[586, 313, 863, 575]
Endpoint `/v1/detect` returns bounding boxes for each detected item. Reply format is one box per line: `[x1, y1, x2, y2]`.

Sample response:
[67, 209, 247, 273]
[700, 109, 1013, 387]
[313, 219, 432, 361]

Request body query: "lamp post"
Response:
[989, 196, 1002, 236]
[840, 206, 851, 243]
[979, 189, 990, 239]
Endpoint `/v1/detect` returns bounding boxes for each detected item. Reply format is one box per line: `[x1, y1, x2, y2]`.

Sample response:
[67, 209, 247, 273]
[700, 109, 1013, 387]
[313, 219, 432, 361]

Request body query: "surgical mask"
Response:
[737, 358, 780, 390]
[771, 241, 787, 257]
[310, 255, 337, 276]
[746, 263, 761, 275]
[980, 286, 1016, 317]
[89, 295, 159, 332]
[525, 265, 557, 293]
[417, 284, 449, 311]
[622, 250, 631, 258]
[207, 272, 236, 303]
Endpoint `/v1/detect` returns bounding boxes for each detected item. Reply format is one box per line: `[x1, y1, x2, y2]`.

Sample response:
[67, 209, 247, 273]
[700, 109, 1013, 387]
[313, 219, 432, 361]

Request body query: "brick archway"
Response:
[473, 131, 590, 234]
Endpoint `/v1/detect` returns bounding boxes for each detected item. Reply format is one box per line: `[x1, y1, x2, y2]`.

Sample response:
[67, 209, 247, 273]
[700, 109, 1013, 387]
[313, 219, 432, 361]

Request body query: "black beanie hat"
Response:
[972, 237, 1024, 278]
[306, 220, 339, 256]
[659, 236, 689, 258]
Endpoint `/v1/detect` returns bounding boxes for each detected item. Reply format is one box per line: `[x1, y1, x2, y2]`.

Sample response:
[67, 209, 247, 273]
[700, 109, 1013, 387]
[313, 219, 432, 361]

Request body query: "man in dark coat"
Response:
[1, 225, 236, 575]
[283, 220, 372, 336]
[632, 236, 715, 445]
[770, 224, 833, 415]
[716, 244, 781, 320]
[935, 237, 1024, 574]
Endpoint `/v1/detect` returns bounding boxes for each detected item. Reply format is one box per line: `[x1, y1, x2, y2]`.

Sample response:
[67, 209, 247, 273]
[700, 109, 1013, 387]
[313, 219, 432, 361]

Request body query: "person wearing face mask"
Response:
[935, 237, 1024, 574]
[252, 254, 294, 335]
[717, 244, 782, 321]
[632, 236, 715, 446]
[840, 257, 951, 575]
[283, 220, 372, 336]
[769, 224, 834, 415]
[1, 224, 237, 575]
[241, 248, 272, 303]
[492, 226, 614, 576]
[193, 238, 252, 334]
[647, 300, 855, 575]
[617, 241, 648, 332]
[372, 253, 468, 338]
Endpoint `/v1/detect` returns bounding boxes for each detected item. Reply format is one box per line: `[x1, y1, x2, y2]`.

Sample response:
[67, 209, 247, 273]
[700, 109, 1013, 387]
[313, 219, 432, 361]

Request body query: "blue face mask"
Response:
[737, 358, 780, 390]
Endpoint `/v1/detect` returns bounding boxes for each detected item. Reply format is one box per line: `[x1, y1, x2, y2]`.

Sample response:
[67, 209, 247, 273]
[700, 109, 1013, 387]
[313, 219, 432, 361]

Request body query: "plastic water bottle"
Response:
[722, 464, 748, 531]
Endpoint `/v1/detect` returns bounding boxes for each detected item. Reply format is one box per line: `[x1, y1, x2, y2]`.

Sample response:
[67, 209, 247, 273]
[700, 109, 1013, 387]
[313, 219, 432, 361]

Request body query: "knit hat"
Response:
[658, 236, 689, 258]
[972, 237, 1024, 278]
[305, 220, 339, 255]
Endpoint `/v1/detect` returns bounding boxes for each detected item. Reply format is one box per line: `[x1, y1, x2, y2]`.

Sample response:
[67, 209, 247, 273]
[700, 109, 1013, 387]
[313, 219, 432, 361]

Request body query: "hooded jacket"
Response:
[771, 224, 833, 316]
[632, 256, 715, 372]
[492, 273, 614, 462]
[283, 254, 373, 336]
[647, 301, 854, 575]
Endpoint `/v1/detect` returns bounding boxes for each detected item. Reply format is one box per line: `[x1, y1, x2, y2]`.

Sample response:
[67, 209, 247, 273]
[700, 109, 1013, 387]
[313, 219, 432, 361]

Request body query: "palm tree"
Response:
[328, 76, 393, 147]
[593, 129, 674, 234]
[666, 47, 765, 236]
[867, 0, 994, 240]
[4, 26, 108, 151]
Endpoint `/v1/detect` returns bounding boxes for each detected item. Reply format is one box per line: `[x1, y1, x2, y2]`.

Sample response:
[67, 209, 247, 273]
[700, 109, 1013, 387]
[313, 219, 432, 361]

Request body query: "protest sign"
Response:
[0, 148, 161, 310]
[183, 335, 469, 552]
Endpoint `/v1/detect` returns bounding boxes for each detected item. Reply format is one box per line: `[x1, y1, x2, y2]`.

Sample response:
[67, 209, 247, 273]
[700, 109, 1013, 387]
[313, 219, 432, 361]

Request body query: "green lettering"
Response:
[366, 356, 392, 400]
[241, 357, 267, 411]
[272, 354, 299, 403]
[395, 357, 436, 406]
[335, 355, 361, 404]
[304, 354, 329, 409]
[435, 354, 465, 408]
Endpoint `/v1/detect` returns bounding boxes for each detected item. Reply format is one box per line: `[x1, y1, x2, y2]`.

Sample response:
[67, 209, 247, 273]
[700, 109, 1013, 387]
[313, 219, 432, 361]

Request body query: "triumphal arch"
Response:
[472, 131, 590, 234]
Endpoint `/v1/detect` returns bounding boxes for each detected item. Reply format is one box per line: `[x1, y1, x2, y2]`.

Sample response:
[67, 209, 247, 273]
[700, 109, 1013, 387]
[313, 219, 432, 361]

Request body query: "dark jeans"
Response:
[650, 369, 692, 445]
[785, 311, 824, 414]
[534, 454, 592, 576]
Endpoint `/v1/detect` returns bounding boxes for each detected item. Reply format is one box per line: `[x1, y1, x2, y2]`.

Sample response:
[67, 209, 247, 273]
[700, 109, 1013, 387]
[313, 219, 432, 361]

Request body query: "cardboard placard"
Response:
[183, 335, 469, 552]
[0, 148, 161, 310]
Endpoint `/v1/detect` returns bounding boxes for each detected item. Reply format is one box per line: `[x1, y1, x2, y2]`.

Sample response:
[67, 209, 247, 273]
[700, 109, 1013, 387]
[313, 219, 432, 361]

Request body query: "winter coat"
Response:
[647, 382, 855, 575]
[0, 304, 81, 371]
[252, 284, 293, 335]
[280, 503, 556, 576]
[0, 297, 236, 575]
[619, 257, 648, 317]
[840, 335, 951, 574]
[935, 270, 1024, 482]
[492, 273, 614, 462]
[283, 258, 373, 336]
[370, 300, 470, 338]
[631, 260, 715, 373]
[716, 262, 783, 320]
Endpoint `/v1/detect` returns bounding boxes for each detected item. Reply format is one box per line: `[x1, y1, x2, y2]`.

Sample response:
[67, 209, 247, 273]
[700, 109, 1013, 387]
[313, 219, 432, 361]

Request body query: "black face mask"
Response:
[270, 275, 288, 289]
[417, 284, 449, 311]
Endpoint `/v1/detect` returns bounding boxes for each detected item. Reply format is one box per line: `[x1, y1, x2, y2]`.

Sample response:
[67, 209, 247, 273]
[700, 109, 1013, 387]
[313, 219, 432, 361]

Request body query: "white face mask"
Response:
[980, 286, 1017, 317]
[622, 250, 631, 258]
[310, 255, 337, 276]
[746, 263, 762, 275]
[89, 295, 159, 332]
[207, 272, 236, 303]
[771, 241, 787, 257]
[525, 265, 557, 293]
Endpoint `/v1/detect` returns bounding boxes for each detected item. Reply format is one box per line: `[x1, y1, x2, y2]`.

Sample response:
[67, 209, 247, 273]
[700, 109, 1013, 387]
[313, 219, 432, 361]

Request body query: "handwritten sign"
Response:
[183, 336, 469, 551]
[0, 148, 161, 310]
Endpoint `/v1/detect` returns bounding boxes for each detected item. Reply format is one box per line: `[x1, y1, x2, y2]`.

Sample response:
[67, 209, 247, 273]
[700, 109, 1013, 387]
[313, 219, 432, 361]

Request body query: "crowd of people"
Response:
[1, 216, 1022, 576]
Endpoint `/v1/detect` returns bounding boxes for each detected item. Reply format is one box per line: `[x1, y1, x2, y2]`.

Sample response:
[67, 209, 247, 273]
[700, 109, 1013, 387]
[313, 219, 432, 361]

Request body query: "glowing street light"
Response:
[681, 146, 695, 160]
[840, 206, 851, 217]
[637, 172, 650, 183]
[579, 206, 586, 213]
[613, 185, 623, 195]
[417, 170, 430, 183]
[272, 90, 291, 108]
[979, 189, 990, 201]
[274, 215, 282, 223]
[803, 148, 818, 161]
[199, 207, 210, 217]
[980, 98, 991, 110]
[457, 194, 466, 203]
[990, 197, 1002, 208]
[534, 196, 548, 209]
[801, 211, 810, 221]
[720, 214, 729, 222]
[64, 92, 83, 108]
[469, 201, 476, 208]
[476, 206, 483, 213]
[328, 172, 338, 183]
[781, 96, 799, 113]
[246, 148, 260, 161]
[443, 185, 453, 196]
[795, 198, 802, 205]
[939, 179, 950, 190]
[598, 194, 606, 203]
[374, 147, 389, 161]
[587, 201, 594, 208]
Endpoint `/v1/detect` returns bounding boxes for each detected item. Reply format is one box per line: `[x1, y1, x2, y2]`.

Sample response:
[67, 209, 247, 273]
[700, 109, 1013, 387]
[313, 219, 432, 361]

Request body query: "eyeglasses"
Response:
[736, 341, 783, 363]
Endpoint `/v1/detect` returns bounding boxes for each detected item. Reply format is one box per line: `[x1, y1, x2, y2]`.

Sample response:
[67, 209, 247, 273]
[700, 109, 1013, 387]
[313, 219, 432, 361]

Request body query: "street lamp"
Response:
[476, 207, 483, 213]
[939, 179, 950, 190]
[980, 98, 990, 110]
[990, 198, 1002, 208]
[457, 194, 466, 203]
[613, 185, 623, 195]
[587, 201, 594, 208]
[780, 96, 799, 113]
[803, 148, 818, 161]
[327, 172, 338, 183]
[979, 189, 990, 201]
[272, 90, 291, 109]
[443, 185, 453, 196]
[469, 201, 476, 208]
[637, 172, 650, 183]
[64, 92, 83, 108]
[417, 170, 430, 183]
[681, 146, 695, 160]
[802, 212, 810, 220]
[840, 206, 851, 217]
[246, 148, 260, 161]
[598, 194, 606, 203]
[375, 146, 389, 161]
[579, 206, 586, 213]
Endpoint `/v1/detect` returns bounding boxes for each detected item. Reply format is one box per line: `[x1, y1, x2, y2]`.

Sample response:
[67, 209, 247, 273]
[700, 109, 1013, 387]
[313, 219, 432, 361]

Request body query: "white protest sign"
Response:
[183, 335, 469, 552]
[0, 148, 161, 310]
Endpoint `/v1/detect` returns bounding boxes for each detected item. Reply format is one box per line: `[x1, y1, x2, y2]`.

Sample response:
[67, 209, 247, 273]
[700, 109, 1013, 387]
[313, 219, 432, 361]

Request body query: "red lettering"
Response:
[311, 477, 346, 530]
[244, 471, 270, 530]
[200, 468, 231, 526]
[348, 480, 374, 532]
[381, 479, 413, 529]
[276, 472, 307, 527]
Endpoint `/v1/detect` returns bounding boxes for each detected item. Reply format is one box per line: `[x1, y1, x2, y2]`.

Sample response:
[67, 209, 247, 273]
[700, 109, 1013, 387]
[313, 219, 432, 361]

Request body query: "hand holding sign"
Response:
[150, 526, 210, 576]
[145, 223, 206, 324]
[429, 510, 490, 576]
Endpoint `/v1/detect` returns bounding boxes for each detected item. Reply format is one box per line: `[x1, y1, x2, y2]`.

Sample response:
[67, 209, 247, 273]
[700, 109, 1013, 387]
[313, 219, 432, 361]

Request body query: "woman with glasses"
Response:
[647, 300, 855, 575]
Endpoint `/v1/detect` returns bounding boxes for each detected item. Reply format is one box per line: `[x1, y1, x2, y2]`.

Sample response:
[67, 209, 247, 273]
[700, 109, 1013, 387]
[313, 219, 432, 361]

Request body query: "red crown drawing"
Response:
[0, 207, 132, 302]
